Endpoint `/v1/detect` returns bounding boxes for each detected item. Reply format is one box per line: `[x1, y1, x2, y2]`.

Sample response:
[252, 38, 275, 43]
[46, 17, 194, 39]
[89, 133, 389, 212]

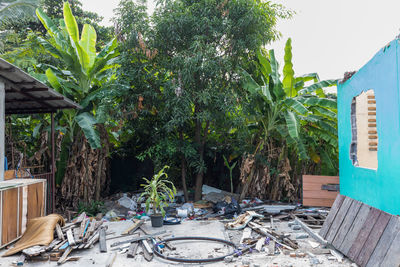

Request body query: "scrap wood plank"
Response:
[71, 212, 86, 224]
[319, 194, 345, 238]
[79, 218, 89, 239]
[293, 216, 327, 246]
[339, 204, 371, 255]
[356, 211, 391, 267]
[84, 219, 96, 242]
[332, 199, 362, 248]
[302, 175, 339, 207]
[347, 207, 381, 261]
[55, 224, 65, 241]
[54, 240, 68, 251]
[99, 227, 107, 253]
[141, 240, 154, 262]
[105, 252, 117, 267]
[122, 219, 144, 235]
[366, 216, 400, 267]
[127, 240, 139, 258]
[248, 222, 295, 250]
[66, 229, 76, 246]
[302, 198, 336, 207]
[325, 197, 354, 243]
[84, 232, 99, 249]
[240, 227, 252, 244]
[380, 229, 400, 267]
[57, 246, 73, 265]
[303, 175, 340, 184]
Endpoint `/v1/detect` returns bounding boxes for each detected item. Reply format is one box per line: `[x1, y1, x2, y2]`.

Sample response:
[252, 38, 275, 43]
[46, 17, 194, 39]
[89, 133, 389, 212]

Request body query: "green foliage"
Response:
[241, 38, 339, 173]
[77, 200, 106, 217]
[0, 0, 38, 27]
[35, 1, 118, 149]
[140, 166, 177, 217]
[223, 155, 237, 194]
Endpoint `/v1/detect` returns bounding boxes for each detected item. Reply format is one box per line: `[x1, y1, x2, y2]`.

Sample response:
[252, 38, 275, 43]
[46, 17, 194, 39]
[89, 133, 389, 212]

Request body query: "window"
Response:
[350, 90, 378, 169]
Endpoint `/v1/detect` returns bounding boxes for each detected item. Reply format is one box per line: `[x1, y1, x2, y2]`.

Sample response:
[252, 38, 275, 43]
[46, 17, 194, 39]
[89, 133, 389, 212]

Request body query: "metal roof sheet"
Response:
[0, 58, 81, 115]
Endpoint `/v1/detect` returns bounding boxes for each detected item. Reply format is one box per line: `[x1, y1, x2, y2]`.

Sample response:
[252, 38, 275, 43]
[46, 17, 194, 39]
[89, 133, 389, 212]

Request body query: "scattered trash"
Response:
[118, 193, 137, 210]
[225, 211, 264, 230]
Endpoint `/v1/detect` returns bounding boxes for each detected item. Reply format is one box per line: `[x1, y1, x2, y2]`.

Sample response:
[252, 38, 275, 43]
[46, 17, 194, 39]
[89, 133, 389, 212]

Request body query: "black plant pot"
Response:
[150, 214, 163, 227]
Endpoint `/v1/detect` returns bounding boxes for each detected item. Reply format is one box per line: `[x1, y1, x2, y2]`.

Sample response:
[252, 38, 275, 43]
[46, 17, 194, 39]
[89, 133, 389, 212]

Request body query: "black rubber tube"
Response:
[153, 236, 238, 263]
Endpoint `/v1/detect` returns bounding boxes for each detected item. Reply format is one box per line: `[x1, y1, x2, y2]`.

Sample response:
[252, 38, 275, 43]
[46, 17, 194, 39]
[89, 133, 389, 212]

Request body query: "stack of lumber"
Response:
[19, 212, 105, 265]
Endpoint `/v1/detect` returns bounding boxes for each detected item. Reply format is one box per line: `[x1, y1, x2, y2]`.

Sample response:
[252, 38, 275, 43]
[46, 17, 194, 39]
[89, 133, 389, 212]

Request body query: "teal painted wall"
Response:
[338, 39, 400, 215]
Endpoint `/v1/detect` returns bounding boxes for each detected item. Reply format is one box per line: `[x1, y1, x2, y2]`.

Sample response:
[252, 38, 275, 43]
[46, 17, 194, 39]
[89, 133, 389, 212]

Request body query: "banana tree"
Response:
[35, 2, 118, 205]
[242, 38, 337, 160]
[240, 38, 338, 200]
[36, 2, 118, 148]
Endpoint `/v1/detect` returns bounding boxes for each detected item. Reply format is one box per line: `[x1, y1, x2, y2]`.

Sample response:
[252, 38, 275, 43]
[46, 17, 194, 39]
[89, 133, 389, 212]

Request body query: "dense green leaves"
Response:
[36, 2, 118, 149]
[241, 38, 338, 172]
[75, 112, 100, 149]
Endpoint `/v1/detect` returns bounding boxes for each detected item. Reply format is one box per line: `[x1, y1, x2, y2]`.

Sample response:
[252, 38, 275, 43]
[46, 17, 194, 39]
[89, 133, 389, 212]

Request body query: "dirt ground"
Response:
[0, 219, 355, 266]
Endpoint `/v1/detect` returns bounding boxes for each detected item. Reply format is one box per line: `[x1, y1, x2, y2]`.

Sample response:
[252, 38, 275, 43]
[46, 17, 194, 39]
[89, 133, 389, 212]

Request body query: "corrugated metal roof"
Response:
[0, 58, 81, 115]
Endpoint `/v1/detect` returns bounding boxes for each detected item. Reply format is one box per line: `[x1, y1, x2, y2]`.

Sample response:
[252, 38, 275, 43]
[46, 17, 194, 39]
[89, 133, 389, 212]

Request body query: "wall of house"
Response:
[0, 82, 4, 181]
[338, 39, 400, 215]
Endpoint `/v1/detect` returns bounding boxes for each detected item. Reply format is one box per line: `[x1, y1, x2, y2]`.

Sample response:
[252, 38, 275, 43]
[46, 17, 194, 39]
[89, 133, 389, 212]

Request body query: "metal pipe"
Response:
[51, 112, 55, 214]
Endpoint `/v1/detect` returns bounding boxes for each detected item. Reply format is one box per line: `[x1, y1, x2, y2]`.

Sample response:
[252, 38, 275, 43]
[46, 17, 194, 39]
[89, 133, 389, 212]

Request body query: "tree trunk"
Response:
[179, 131, 189, 202]
[59, 125, 109, 209]
[181, 157, 189, 202]
[193, 119, 209, 202]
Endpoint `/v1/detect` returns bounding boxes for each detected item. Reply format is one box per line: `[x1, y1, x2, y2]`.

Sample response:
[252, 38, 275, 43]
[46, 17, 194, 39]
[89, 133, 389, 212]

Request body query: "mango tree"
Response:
[36, 2, 118, 206]
[151, 0, 291, 201]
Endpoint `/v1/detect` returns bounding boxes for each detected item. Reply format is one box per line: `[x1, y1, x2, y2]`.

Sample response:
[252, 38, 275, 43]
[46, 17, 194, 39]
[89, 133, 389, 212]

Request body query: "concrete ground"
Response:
[0, 219, 355, 267]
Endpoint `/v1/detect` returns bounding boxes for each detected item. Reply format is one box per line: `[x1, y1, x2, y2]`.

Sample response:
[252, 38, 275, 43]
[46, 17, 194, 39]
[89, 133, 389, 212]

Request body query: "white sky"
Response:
[82, 0, 400, 82]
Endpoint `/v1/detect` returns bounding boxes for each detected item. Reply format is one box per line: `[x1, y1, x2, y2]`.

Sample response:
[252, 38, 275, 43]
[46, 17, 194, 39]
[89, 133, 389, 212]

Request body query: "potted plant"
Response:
[141, 166, 176, 227]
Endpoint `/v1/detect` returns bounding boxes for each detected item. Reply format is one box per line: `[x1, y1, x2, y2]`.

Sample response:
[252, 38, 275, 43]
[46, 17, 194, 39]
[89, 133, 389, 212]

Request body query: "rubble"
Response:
[0, 188, 357, 266]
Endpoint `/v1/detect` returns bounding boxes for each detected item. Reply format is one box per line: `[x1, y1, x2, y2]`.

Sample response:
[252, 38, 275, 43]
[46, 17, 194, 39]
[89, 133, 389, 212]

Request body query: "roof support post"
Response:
[51, 112, 55, 214]
[0, 81, 4, 181]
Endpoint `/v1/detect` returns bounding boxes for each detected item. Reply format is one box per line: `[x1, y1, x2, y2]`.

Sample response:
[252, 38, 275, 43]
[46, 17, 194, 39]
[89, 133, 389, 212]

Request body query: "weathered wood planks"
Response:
[325, 197, 353, 243]
[302, 175, 339, 207]
[332, 199, 362, 248]
[356, 211, 391, 266]
[366, 216, 400, 267]
[339, 204, 371, 255]
[322, 194, 400, 267]
[319, 194, 345, 238]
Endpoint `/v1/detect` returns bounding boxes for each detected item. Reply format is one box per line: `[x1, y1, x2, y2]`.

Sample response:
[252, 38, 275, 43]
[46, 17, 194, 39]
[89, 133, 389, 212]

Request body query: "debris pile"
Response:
[2, 184, 353, 266]
[5, 212, 107, 265]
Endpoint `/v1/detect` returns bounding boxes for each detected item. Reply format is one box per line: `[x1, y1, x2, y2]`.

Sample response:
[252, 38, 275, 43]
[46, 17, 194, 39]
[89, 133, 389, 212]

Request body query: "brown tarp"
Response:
[3, 214, 65, 256]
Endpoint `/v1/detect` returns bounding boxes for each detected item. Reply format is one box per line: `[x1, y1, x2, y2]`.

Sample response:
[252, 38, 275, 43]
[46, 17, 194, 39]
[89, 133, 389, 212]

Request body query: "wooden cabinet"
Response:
[0, 179, 46, 247]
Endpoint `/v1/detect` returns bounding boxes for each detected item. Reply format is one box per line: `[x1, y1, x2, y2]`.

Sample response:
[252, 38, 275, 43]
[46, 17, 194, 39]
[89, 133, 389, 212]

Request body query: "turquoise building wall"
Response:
[338, 39, 400, 215]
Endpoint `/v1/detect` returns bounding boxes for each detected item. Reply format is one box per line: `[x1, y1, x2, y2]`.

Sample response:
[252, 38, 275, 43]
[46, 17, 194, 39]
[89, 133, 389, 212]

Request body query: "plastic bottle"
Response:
[118, 193, 137, 210]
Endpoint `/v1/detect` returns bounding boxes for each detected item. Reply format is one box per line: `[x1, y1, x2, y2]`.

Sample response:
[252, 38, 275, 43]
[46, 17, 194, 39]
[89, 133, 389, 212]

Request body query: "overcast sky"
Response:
[82, 0, 400, 82]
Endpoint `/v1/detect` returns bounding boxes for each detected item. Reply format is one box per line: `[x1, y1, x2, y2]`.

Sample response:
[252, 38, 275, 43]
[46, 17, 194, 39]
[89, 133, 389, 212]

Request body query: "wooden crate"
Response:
[302, 175, 339, 207]
[0, 179, 46, 247]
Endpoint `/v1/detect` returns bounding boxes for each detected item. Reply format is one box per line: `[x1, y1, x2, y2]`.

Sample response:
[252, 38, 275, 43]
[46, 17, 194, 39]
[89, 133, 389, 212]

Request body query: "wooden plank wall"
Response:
[0, 180, 46, 246]
[302, 175, 339, 207]
[320, 194, 400, 267]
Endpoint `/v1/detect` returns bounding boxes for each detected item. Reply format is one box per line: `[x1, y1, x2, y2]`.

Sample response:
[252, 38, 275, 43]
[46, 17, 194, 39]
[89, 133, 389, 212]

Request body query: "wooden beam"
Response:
[0, 74, 53, 109]
[99, 227, 107, 252]
[6, 96, 64, 103]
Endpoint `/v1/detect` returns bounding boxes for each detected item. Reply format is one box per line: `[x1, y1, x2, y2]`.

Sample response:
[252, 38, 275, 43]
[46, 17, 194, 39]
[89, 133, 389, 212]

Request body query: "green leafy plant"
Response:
[223, 155, 237, 194]
[140, 166, 176, 217]
[77, 200, 106, 217]
[36, 1, 118, 149]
